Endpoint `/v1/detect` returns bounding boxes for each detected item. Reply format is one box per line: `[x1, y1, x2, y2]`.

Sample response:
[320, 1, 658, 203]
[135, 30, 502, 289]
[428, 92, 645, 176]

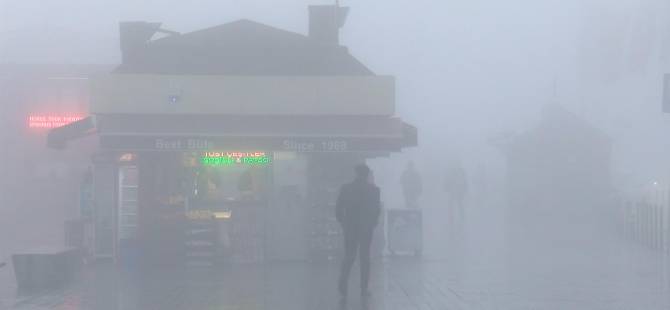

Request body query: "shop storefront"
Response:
[51, 115, 415, 265]
[47, 6, 417, 266]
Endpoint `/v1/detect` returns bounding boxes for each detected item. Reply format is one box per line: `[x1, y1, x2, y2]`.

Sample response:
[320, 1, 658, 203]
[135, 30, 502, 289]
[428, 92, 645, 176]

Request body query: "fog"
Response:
[2, 0, 670, 309]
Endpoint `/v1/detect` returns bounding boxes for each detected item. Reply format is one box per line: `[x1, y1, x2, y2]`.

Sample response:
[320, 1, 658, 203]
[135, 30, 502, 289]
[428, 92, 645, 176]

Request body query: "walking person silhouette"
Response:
[336, 164, 381, 299]
[444, 162, 468, 234]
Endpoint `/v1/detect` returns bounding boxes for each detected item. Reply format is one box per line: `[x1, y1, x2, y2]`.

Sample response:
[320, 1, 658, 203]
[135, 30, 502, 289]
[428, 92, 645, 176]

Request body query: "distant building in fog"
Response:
[498, 105, 612, 232]
[0, 64, 112, 249]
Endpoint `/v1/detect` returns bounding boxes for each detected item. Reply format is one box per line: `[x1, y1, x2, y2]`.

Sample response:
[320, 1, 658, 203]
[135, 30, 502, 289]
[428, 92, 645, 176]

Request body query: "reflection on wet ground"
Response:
[1, 203, 668, 309]
[1, 240, 669, 310]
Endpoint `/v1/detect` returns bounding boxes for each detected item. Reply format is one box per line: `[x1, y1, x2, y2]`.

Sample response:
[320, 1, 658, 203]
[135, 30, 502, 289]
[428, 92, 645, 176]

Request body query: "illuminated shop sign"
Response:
[28, 115, 84, 129]
[118, 153, 136, 162]
[185, 210, 232, 220]
[155, 138, 212, 150]
[282, 139, 348, 152]
[201, 152, 271, 166]
[99, 136, 399, 152]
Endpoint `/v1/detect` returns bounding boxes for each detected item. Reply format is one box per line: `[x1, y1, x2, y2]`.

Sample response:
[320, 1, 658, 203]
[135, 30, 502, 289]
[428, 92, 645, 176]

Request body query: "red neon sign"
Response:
[28, 115, 84, 129]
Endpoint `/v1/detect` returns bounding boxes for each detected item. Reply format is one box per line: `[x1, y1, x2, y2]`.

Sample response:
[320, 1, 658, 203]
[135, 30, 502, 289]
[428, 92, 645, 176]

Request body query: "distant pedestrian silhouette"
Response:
[444, 163, 468, 232]
[336, 164, 381, 299]
[401, 161, 422, 208]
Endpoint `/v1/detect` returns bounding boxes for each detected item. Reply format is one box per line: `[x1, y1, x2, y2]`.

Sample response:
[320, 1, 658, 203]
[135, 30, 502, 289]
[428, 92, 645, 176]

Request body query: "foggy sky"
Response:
[3, 0, 670, 188]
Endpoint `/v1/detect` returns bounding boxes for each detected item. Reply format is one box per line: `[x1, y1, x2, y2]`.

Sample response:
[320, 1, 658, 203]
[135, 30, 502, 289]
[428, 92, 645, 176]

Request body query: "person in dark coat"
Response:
[336, 164, 381, 298]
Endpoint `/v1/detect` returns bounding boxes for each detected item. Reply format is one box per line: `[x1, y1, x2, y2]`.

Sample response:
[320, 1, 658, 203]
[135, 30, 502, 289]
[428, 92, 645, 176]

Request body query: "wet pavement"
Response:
[2, 203, 669, 310]
[0, 240, 669, 310]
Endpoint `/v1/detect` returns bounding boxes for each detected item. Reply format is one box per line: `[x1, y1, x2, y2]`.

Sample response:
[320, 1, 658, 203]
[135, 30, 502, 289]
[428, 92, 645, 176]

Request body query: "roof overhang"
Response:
[47, 116, 97, 149]
[48, 114, 417, 153]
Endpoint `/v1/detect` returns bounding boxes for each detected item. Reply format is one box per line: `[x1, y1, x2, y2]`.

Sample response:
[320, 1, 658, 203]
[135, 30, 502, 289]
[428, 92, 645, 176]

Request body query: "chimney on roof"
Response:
[308, 5, 349, 45]
[119, 21, 162, 64]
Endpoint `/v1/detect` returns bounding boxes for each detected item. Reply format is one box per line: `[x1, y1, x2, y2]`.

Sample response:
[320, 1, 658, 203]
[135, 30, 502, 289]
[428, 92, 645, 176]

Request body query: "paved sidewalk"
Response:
[0, 241, 668, 310]
[2, 202, 669, 309]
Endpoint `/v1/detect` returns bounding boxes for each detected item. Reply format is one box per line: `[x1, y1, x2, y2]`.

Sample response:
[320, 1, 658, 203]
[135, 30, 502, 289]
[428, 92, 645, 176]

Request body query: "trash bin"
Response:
[12, 247, 81, 291]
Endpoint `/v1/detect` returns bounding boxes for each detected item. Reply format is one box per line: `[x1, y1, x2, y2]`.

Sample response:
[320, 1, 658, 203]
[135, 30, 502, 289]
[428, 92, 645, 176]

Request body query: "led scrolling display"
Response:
[201, 151, 270, 166]
[28, 115, 84, 129]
